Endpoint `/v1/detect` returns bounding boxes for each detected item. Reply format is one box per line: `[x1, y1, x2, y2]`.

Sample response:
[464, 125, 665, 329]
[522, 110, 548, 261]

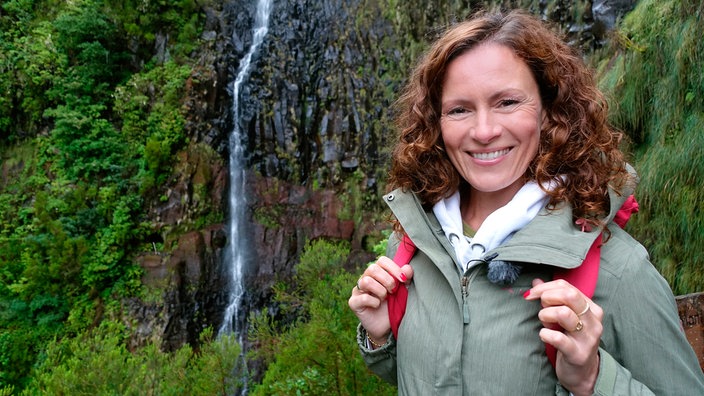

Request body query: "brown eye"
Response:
[444, 107, 471, 120]
[499, 99, 520, 107]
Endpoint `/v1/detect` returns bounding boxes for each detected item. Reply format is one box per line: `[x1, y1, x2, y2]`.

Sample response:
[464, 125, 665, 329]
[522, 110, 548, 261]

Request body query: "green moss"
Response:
[599, 0, 704, 294]
[252, 205, 284, 230]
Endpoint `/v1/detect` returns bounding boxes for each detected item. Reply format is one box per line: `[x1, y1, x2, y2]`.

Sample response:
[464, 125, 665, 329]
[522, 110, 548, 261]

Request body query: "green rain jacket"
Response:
[357, 175, 704, 395]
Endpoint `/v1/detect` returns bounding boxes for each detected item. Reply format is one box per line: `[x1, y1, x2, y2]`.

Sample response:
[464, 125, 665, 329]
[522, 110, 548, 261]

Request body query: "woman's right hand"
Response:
[348, 256, 414, 347]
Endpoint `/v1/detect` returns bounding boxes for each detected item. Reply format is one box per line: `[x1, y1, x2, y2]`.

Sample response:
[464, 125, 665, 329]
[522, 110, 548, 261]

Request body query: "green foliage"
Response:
[0, 0, 133, 140]
[0, 13, 63, 138]
[83, 193, 145, 296]
[0, 0, 204, 390]
[0, 159, 146, 389]
[0, 323, 46, 389]
[338, 169, 365, 223]
[248, 239, 395, 395]
[367, 231, 390, 258]
[49, 1, 130, 100]
[598, 0, 704, 294]
[105, 0, 203, 61]
[22, 323, 243, 395]
[114, 61, 191, 190]
[44, 104, 127, 181]
[253, 205, 285, 229]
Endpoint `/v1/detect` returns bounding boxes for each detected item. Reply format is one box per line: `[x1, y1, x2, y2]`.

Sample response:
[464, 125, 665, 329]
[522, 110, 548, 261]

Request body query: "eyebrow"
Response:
[441, 87, 527, 106]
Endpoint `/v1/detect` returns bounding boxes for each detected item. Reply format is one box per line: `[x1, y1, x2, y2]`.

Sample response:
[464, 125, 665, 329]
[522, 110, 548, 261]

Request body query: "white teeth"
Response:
[471, 148, 510, 160]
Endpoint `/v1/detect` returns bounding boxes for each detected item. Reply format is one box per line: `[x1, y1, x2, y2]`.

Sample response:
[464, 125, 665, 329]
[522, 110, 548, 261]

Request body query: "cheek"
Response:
[521, 118, 542, 149]
[523, 128, 542, 169]
[440, 124, 462, 149]
[524, 132, 540, 163]
[530, 128, 541, 151]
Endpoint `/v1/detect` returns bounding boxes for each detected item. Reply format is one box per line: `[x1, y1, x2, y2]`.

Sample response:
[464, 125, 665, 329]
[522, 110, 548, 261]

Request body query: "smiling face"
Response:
[440, 42, 543, 204]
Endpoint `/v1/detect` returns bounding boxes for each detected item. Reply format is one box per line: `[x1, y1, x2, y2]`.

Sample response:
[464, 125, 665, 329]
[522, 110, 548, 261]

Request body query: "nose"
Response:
[471, 110, 501, 144]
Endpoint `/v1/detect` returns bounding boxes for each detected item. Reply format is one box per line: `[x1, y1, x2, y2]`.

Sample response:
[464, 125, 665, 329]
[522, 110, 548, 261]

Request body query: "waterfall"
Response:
[219, 0, 272, 340]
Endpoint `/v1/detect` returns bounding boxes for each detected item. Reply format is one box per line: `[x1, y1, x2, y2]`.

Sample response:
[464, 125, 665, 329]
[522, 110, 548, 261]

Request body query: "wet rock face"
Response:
[129, 168, 372, 351]
[592, 0, 638, 39]
[222, 0, 401, 189]
[245, 173, 359, 294]
[128, 140, 231, 351]
[130, 226, 228, 351]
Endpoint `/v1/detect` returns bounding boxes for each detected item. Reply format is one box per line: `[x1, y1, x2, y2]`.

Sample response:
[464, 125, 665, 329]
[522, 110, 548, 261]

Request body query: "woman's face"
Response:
[440, 43, 543, 199]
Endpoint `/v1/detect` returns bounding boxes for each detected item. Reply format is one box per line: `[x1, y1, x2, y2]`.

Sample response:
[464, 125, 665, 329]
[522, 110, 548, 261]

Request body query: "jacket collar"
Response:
[384, 164, 639, 270]
[498, 164, 638, 269]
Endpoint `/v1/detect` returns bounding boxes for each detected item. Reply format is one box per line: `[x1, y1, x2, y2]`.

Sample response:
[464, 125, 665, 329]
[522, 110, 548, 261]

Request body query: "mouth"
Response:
[470, 148, 510, 161]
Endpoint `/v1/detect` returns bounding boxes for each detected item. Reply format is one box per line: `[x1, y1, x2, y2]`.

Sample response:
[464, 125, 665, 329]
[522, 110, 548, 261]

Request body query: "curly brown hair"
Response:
[388, 9, 627, 228]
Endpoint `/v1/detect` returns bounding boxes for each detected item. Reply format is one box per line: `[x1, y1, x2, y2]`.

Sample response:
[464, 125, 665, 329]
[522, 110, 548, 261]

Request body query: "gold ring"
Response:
[577, 302, 590, 317]
[574, 320, 584, 332]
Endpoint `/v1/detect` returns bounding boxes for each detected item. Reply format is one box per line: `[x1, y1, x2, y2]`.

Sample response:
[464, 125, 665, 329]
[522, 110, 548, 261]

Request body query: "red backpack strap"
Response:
[614, 194, 639, 228]
[387, 234, 416, 339]
[545, 194, 638, 366]
[547, 234, 602, 366]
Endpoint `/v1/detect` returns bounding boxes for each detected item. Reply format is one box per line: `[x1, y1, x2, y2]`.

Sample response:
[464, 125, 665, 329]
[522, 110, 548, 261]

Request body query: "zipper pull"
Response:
[462, 276, 469, 324]
[460, 267, 481, 324]
[461, 271, 471, 324]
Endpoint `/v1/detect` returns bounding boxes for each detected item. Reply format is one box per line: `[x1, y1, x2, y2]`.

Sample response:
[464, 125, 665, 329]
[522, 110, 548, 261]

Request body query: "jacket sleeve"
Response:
[594, 233, 704, 395]
[591, 348, 657, 395]
[356, 323, 398, 385]
[552, 348, 658, 396]
[354, 234, 403, 385]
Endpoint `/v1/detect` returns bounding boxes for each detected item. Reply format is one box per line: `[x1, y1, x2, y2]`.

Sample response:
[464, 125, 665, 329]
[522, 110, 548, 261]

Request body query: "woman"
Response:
[347, 9, 704, 395]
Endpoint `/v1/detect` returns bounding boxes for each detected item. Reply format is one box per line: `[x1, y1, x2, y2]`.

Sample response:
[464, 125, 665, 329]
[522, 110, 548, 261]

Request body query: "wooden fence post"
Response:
[676, 292, 704, 371]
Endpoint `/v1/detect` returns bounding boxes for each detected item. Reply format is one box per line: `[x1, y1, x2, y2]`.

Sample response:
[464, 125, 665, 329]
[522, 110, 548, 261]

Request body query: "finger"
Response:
[400, 264, 414, 285]
[575, 301, 591, 317]
[375, 256, 410, 285]
[369, 256, 410, 290]
[537, 305, 584, 332]
[539, 327, 578, 360]
[358, 260, 400, 297]
[348, 291, 383, 313]
[531, 278, 546, 287]
[525, 279, 590, 314]
[541, 318, 602, 366]
[527, 279, 579, 300]
[539, 326, 587, 365]
[357, 273, 393, 300]
[542, 289, 586, 314]
[543, 294, 602, 325]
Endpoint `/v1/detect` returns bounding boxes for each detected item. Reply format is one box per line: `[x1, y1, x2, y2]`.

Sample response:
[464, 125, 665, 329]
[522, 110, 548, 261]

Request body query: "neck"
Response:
[460, 184, 523, 230]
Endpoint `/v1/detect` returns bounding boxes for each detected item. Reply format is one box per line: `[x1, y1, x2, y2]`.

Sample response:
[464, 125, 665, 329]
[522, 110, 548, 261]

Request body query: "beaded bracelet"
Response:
[367, 332, 385, 349]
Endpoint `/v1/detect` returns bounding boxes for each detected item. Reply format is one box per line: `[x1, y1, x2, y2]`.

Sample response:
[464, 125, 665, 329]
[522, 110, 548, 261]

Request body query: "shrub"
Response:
[248, 239, 396, 395]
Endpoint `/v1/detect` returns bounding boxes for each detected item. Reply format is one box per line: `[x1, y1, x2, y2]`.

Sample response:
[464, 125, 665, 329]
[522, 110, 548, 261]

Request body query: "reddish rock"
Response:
[128, 163, 377, 353]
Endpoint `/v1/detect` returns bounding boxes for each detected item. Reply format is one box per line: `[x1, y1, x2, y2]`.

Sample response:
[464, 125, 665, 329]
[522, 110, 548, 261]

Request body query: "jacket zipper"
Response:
[461, 267, 480, 324]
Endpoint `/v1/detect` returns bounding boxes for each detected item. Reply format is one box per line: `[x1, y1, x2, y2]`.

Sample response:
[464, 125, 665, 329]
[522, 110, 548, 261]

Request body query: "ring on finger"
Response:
[577, 302, 590, 317]
[574, 320, 584, 332]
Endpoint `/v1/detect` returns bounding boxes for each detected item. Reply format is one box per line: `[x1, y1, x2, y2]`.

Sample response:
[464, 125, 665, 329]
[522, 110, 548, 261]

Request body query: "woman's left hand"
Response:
[524, 278, 603, 396]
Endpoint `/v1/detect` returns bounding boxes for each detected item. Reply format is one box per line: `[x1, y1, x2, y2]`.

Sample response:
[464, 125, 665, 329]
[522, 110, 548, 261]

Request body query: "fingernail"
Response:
[523, 289, 531, 299]
[399, 273, 407, 282]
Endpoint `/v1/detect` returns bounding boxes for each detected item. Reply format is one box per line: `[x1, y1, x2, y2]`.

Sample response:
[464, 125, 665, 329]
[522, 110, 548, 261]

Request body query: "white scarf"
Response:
[433, 182, 550, 271]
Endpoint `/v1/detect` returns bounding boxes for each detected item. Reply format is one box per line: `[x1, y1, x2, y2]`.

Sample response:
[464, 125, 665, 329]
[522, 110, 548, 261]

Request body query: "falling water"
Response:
[219, 0, 272, 340]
